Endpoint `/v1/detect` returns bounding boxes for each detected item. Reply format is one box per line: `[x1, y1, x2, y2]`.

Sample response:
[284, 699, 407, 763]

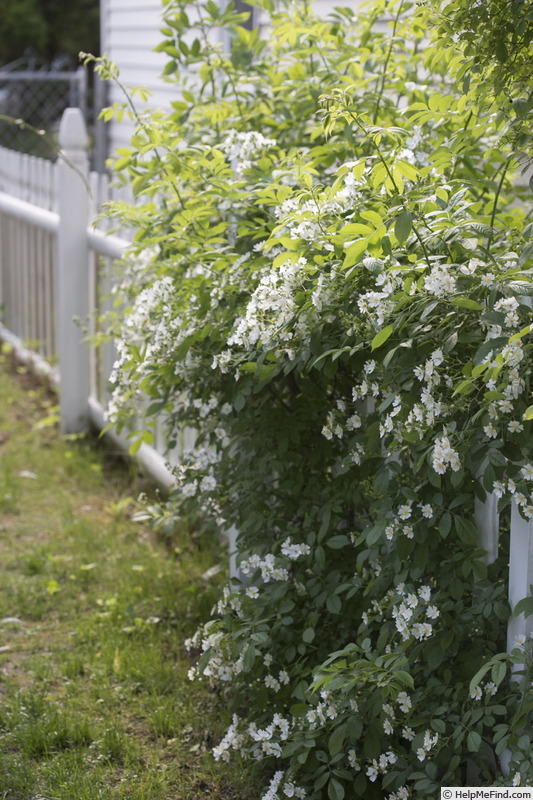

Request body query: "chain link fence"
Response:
[0, 64, 88, 161]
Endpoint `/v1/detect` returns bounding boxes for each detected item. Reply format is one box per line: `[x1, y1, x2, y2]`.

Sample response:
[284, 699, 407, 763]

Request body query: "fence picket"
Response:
[508, 501, 533, 651]
[0, 110, 175, 486]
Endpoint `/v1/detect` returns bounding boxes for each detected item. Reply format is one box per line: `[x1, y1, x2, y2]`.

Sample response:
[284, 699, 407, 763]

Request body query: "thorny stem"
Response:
[488, 156, 513, 252]
[224, 64, 247, 124]
[193, 2, 221, 130]
[347, 109, 432, 265]
[373, 0, 405, 125]
[87, 55, 200, 232]
[449, 111, 473, 184]
[194, 1, 246, 125]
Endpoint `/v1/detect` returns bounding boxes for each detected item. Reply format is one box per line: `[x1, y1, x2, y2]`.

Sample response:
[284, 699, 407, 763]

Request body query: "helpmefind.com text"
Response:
[441, 790, 533, 800]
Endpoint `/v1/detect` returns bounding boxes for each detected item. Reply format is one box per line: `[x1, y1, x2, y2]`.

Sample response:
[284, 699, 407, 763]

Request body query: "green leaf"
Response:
[339, 223, 374, 238]
[451, 297, 484, 311]
[513, 596, 533, 617]
[454, 516, 478, 545]
[310, 347, 351, 370]
[290, 704, 309, 718]
[328, 723, 348, 757]
[453, 378, 476, 396]
[360, 210, 383, 228]
[239, 361, 258, 373]
[394, 669, 414, 689]
[371, 325, 394, 351]
[493, 723, 510, 741]
[488, 448, 507, 467]
[509, 324, 533, 343]
[473, 337, 508, 366]
[197, 647, 214, 674]
[366, 524, 384, 545]
[413, 778, 433, 791]
[314, 772, 330, 790]
[328, 777, 345, 800]
[420, 300, 439, 321]
[439, 512, 452, 537]
[318, 505, 332, 541]
[346, 715, 363, 741]
[395, 160, 418, 181]
[129, 436, 143, 455]
[326, 535, 350, 549]
[302, 627, 315, 643]
[473, 361, 488, 380]
[481, 311, 506, 327]
[273, 251, 297, 269]
[394, 209, 412, 245]
[343, 238, 368, 268]
[363, 727, 380, 759]
[523, 405, 533, 421]
[162, 60, 177, 75]
[431, 718, 446, 734]
[467, 731, 482, 752]
[495, 736, 511, 756]
[443, 330, 458, 353]
[469, 654, 507, 693]
[491, 660, 507, 686]
[243, 644, 256, 671]
[495, 40, 508, 63]
[327, 594, 342, 614]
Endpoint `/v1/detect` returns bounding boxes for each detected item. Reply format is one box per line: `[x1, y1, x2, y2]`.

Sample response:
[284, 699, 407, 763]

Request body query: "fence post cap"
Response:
[59, 107, 88, 151]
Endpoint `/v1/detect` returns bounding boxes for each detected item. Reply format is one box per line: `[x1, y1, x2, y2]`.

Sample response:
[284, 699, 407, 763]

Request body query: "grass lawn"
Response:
[0, 346, 260, 799]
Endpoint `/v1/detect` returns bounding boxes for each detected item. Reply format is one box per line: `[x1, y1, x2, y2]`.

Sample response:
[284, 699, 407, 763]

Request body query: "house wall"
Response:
[99, 0, 371, 163]
[100, 0, 181, 157]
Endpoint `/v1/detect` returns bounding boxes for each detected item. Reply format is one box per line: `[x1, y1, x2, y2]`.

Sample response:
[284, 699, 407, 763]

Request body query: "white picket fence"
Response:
[0, 108, 531, 664]
[0, 107, 175, 489]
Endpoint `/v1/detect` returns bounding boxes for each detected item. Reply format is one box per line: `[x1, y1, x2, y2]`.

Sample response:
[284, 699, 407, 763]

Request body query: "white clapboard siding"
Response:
[101, 0, 180, 155]
[100, 0, 375, 159]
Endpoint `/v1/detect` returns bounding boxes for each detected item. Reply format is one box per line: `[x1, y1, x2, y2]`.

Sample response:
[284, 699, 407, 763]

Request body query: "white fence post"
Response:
[498, 500, 533, 776]
[56, 108, 90, 433]
[475, 491, 500, 565]
[507, 501, 533, 653]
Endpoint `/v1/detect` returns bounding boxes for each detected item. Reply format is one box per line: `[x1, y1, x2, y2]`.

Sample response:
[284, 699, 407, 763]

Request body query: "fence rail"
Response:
[0, 107, 174, 489]
[0, 108, 531, 661]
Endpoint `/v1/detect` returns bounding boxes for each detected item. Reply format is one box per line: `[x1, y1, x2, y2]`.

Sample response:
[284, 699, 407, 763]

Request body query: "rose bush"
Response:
[93, 0, 533, 795]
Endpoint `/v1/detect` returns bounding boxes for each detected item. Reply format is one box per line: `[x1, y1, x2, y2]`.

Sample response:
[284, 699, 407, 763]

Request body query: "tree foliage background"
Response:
[0, 0, 99, 67]
[429, 0, 533, 163]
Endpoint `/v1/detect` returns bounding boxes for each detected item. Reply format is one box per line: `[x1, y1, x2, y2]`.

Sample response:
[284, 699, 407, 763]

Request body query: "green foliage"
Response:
[0, 0, 99, 66]
[428, 0, 533, 164]
[98, 0, 533, 796]
[40, 0, 100, 64]
[0, 0, 47, 66]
